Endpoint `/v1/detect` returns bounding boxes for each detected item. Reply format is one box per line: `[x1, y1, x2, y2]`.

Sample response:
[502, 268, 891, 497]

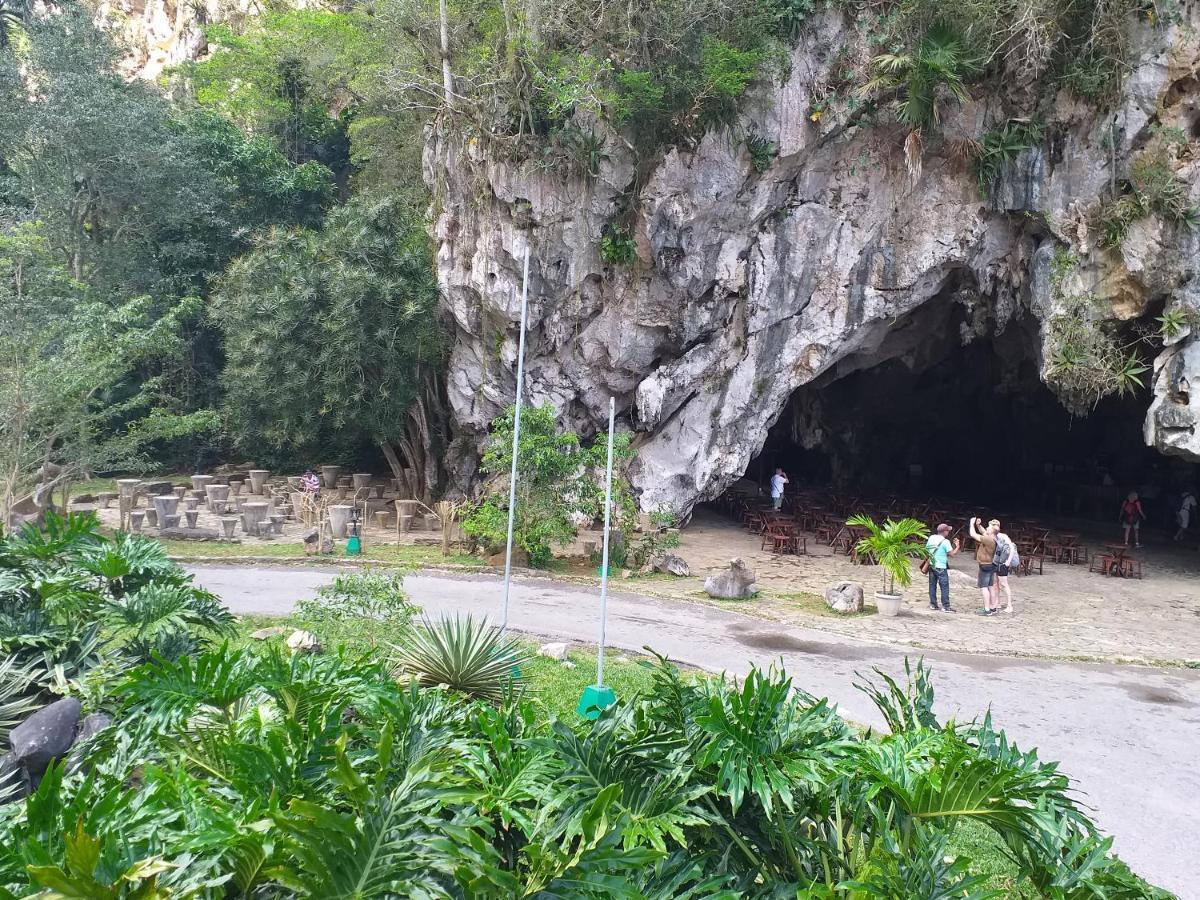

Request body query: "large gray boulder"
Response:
[704, 558, 757, 600]
[824, 581, 865, 614]
[9, 697, 81, 777]
[67, 713, 114, 774]
[0, 751, 27, 803]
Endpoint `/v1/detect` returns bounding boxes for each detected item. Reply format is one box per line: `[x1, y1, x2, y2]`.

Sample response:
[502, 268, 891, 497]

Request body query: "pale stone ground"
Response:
[635, 508, 1200, 664]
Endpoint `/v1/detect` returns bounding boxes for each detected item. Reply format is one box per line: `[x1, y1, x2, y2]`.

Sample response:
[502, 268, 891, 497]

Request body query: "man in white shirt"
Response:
[769, 468, 789, 510]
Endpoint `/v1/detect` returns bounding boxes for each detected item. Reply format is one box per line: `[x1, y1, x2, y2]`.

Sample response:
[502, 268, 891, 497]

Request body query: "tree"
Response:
[0, 223, 216, 523]
[215, 195, 445, 497]
[461, 404, 634, 567]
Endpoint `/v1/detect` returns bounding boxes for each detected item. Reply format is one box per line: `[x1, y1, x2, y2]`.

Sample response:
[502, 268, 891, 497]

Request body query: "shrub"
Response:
[973, 119, 1043, 196]
[391, 614, 530, 702]
[293, 569, 417, 652]
[1095, 148, 1200, 248]
[599, 227, 637, 264]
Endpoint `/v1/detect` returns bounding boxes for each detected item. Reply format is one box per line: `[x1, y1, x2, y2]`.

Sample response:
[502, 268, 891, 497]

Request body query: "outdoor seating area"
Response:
[74, 466, 444, 547]
[717, 487, 1147, 578]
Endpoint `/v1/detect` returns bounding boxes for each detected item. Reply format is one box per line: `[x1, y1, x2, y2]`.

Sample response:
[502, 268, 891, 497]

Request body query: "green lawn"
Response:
[162, 538, 483, 568]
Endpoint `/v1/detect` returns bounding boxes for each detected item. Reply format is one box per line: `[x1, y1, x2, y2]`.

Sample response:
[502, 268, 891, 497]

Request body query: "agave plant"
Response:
[391, 614, 530, 702]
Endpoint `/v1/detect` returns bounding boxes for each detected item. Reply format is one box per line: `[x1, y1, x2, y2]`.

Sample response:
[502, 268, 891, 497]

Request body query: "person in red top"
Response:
[1119, 491, 1145, 547]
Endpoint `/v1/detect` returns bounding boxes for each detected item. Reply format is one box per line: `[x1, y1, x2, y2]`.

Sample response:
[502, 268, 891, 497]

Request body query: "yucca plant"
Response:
[391, 615, 530, 703]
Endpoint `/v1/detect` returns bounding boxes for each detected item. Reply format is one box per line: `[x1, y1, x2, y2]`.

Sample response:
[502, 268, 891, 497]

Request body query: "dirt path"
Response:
[190, 564, 1200, 896]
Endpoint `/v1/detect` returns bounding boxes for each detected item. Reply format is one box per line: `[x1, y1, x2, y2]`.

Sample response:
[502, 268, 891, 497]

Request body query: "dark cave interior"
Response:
[747, 295, 1199, 529]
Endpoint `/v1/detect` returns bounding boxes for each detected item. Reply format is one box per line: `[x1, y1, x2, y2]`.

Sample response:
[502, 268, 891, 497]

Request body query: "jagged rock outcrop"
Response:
[429, 11, 1200, 513]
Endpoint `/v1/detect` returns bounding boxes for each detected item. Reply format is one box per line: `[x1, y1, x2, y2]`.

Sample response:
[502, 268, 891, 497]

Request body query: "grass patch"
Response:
[161, 538, 483, 568]
[771, 590, 873, 618]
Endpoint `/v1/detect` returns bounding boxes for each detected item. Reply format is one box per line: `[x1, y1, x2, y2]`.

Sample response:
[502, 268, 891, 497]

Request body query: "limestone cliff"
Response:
[429, 10, 1200, 514]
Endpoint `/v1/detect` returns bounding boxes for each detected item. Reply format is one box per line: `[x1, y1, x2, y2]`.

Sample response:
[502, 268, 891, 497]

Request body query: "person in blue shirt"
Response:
[925, 524, 962, 612]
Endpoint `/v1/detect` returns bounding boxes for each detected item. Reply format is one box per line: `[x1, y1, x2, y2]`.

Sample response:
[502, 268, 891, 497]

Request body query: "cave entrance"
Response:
[748, 293, 1198, 529]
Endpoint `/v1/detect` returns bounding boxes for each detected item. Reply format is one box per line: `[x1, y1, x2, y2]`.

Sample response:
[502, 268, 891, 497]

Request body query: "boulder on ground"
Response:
[250, 626, 291, 640]
[653, 553, 691, 577]
[286, 630, 322, 654]
[704, 558, 757, 599]
[487, 548, 529, 568]
[9, 697, 81, 777]
[538, 642, 569, 661]
[824, 581, 865, 614]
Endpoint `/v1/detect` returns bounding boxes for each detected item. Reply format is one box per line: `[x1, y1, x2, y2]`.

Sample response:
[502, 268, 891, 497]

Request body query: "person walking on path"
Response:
[1174, 489, 1196, 542]
[993, 525, 1019, 614]
[769, 468, 789, 511]
[968, 517, 999, 616]
[924, 524, 961, 612]
[1120, 492, 1146, 547]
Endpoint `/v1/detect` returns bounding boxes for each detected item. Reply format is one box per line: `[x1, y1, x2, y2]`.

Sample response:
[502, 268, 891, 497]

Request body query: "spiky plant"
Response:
[861, 21, 978, 133]
[391, 615, 529, 703]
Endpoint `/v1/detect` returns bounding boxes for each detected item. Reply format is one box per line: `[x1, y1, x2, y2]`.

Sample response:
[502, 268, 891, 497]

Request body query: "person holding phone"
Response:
[968, 517, 999, 616]
[924, 524, 961, 611]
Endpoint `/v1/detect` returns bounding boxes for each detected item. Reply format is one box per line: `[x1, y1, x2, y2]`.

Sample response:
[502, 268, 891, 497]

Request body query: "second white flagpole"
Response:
[500, 247, 531, 633]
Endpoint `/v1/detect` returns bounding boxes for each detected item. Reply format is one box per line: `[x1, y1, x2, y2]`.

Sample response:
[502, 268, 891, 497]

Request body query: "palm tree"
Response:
[847, 514, 930, 596]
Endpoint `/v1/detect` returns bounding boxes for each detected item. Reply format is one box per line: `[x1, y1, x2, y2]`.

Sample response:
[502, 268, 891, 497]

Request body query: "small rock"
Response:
[561, 661, 577, 670]
[286, 630, 322, 654]
[10, 697, 82, 777]
[302, 529, 319, 545]
[250, 626, 291, 640]
[824, 581, 865, 615]
[653, 553, 691, 577]
[539, 642, 569, 661]
[620, 569, 634, 580]
[487, 548, 529, 568]
[703, 558, 757, 599]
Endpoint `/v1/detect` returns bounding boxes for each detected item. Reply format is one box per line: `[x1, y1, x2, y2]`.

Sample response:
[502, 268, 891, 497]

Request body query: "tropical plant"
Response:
[293, 569, 418, 652]
[600, 227, 637, 265]
[461, 403, 635, 567]
[847, 514, 930, 595]
[391, 614, 531, 702]
[973, 119, 1043, 196]
[861, 21, 978, 134]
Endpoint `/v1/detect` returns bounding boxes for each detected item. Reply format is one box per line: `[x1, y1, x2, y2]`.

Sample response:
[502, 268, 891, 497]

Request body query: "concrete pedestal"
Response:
[268, 514, 285, 535]
[172, 486, 187, 499]
[229, 481, 243, 496]
[190, 475, 215, 495]
[145, 509, 158, 527]
[152, 495, 179, 523]
[129, 511, 145, 532]
[161, 513, 181, 529]
[328, 504, 354, 538]
[220, 518, 238, 540]
[184, 510, 199, 529]
[321, 466, 342, 488]
[352, 473, 372, 490]
[205, 484, 230, 507]
[248, 470, 270, 495]
[241, 501, 269, 535]
[184, 497, 199, 511]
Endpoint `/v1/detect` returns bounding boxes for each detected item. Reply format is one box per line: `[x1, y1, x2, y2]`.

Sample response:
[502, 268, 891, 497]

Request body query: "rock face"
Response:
[824, 581, 865, 615]
[429, 14, 1200, 513]
[704, 558, 757, 599]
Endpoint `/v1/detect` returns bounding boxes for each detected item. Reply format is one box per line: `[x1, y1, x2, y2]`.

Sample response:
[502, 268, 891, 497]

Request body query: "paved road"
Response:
[192, 565, 1200, 896]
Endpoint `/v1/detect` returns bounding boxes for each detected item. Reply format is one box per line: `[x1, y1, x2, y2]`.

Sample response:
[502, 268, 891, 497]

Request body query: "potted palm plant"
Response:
[846, 515, 930, 617]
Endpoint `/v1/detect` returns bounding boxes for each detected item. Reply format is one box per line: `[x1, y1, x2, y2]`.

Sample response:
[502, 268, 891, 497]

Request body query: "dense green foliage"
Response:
[214, 195, 443, 481]
[0, 522, 1168, 896]
[462, 404, 635, 567]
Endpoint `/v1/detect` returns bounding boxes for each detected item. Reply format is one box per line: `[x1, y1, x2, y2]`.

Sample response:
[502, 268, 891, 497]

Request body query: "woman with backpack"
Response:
[992, 526, 1019, 615]
[1119, 492, 1146, 548]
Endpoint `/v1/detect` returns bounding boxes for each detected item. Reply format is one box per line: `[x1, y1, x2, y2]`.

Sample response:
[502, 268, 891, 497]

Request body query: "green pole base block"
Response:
[345, 535, 362, 556]
[576, 684, 616, 720]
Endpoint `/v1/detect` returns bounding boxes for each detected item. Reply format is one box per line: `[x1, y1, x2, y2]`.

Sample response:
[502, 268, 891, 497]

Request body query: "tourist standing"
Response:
[992, 525, 1019, 614]
[924, 524, 961, 612]
[968, 517, 999, 616]
[1174, 489, 1197, 542]
[769, 468, 789, 511]
[1119, 491, 1145, 547]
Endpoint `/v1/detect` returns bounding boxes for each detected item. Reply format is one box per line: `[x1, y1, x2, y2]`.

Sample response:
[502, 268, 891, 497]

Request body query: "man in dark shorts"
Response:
[968, 517, 999, 616]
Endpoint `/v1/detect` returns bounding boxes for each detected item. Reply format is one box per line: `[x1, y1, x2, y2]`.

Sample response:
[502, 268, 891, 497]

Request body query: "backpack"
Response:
[993, 534, 1019, 568]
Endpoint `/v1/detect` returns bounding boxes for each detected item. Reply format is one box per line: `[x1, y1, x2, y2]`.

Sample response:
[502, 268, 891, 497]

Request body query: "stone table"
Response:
[241, 501, 269, 535]
[152, 495, 179, 524]
[321, 465, 342, 488]
[190, 474, 215, 495]
[247, 470, 271, 495]
[327, 504, 354, 538]
[352, 473, 372, 490]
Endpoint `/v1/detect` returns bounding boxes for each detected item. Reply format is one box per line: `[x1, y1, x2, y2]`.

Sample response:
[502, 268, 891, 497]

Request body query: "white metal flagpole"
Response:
[595, 396, 616, 688]
[500, 247, 531, 633]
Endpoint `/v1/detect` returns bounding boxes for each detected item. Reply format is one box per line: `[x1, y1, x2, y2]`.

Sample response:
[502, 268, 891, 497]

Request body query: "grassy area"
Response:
[161, 538, 483, 568]
[770, 589, 874, 618]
